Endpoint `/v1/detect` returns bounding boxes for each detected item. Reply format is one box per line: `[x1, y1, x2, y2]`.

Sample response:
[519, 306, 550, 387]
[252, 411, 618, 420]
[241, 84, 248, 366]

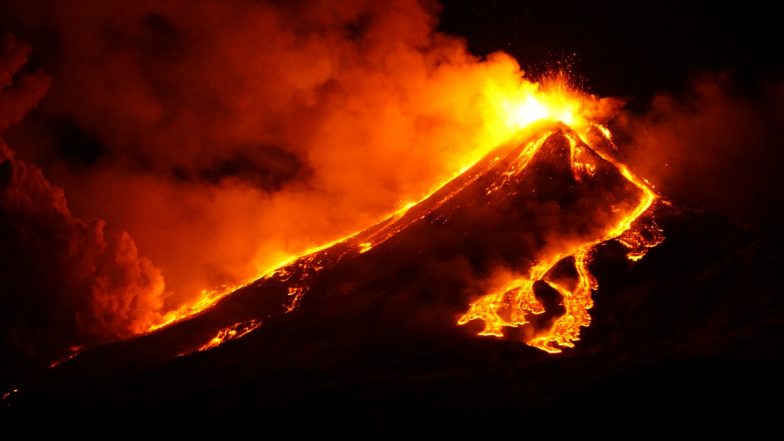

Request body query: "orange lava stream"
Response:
[457, 127, 661, 353]
[197, 319, 262, 352]
[145, 235, 353, 333]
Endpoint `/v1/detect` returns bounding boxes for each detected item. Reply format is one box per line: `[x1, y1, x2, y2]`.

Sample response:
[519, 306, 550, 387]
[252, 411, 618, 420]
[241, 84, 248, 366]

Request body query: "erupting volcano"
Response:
[2, 91, 669, 406]
[134, 83, 662, 357]
[166, 119, 662, 357]
[1, 0, 781, 433]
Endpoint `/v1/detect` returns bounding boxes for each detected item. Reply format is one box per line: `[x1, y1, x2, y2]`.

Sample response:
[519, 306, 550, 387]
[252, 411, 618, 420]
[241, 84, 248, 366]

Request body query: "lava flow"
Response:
[457, 128, 662, 353]
[198, 319, 262, 352]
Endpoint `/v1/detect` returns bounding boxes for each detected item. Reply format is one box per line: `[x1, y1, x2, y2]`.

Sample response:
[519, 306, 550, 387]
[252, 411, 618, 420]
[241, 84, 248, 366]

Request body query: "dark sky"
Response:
[438, 1, 782, 101]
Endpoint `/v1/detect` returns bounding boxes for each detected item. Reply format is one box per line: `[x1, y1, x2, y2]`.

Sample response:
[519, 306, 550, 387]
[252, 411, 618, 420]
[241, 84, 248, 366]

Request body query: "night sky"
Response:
[439, 2, 782, 99]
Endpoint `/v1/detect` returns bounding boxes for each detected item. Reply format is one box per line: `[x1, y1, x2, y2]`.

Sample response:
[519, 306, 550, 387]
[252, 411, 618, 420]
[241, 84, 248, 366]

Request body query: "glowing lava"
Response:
[198, 319, 262, 352]
[456, 124, 662, 353]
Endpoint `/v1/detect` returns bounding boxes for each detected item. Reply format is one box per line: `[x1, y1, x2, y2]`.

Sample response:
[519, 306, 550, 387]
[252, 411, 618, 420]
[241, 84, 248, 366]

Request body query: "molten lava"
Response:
[456, 128, 661, 353]
[198, 320, 262, 352]
[143, 75, 661, 355]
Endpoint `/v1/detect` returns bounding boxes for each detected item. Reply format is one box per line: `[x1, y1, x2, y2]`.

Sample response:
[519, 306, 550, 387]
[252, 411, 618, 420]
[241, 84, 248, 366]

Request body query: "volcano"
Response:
[3, 124, 781, 433]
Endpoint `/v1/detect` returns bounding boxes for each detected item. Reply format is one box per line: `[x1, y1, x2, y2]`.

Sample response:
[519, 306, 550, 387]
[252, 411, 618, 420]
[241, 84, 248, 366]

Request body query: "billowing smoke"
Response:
[617, 72, 784, 224]
[0, 0, 581, 366]
[1, 36, 164, 381]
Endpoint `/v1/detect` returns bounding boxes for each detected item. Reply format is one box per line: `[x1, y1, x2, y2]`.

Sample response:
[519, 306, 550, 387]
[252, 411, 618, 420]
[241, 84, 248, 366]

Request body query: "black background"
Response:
[439, 1, 782, 101]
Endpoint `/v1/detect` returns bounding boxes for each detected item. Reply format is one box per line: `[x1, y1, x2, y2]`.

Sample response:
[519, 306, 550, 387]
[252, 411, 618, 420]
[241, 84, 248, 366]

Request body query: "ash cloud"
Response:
[0, 36, 164, 381]
[617, 72, 784, 225]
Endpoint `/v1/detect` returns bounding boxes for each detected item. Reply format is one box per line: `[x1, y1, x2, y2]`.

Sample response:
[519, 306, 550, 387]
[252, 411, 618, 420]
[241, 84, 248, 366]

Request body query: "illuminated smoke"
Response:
[1, 36, 165, 375]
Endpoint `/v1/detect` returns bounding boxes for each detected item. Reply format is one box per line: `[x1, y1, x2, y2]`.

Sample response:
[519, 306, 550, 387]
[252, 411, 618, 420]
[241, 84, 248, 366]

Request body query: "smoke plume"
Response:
[617, 71, 784, 224]
[1, 36, 165, 381]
